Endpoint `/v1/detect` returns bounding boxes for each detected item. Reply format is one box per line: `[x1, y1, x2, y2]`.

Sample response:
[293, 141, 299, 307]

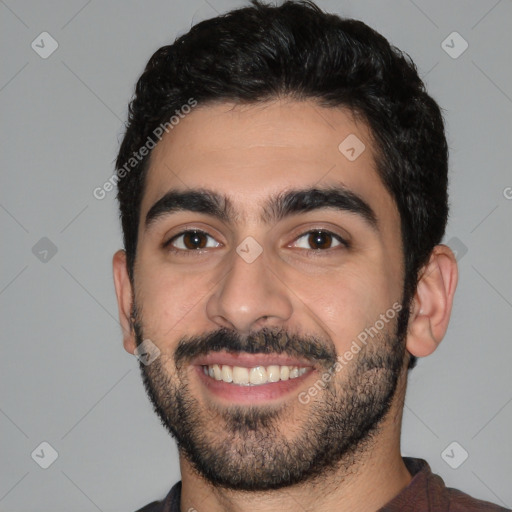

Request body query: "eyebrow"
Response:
[145, 189, 232, 229]
[263, 186, 377, 230]
[144, 186, 378, 232]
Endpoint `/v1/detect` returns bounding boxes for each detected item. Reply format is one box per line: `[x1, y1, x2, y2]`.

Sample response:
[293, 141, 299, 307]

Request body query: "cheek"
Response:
[291, 263, 397, 346]
[135, 264, 214, 341]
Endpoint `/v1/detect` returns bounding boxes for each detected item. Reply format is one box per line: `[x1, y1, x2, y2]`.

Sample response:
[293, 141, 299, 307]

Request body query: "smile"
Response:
[193, 351, 318, 402]
[202, 364, 312, 386]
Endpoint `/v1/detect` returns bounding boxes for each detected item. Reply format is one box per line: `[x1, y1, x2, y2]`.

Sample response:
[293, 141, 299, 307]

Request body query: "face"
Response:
[129, 99, 408, 490]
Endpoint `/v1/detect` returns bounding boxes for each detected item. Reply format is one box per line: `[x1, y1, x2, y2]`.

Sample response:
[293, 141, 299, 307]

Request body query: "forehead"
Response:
[140, 99, 398, 228]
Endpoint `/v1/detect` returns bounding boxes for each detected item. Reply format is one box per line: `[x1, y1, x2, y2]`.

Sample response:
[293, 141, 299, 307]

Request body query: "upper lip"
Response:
[192, 351, 316, 369]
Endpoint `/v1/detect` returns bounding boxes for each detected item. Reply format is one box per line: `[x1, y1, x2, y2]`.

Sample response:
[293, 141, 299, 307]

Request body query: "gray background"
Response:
[1, 0, 511, 510]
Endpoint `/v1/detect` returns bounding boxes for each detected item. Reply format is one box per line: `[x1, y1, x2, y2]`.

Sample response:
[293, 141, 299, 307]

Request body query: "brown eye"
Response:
[182, 231, 207, 249]
[168, 230, 220, 251]
[308, 231, 334, 249]
[292, 230, 345, 250]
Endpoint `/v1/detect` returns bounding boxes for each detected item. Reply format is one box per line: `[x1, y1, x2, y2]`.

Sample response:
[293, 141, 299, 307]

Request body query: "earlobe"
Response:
[112, 250, 137, 355]
[406, 244, 458, 358]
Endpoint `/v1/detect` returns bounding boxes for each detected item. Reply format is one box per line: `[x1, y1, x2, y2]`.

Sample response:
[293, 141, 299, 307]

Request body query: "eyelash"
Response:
[163, 229, 349, 254]
[291, 230, 349, 252]
[163, 230, 220, 255]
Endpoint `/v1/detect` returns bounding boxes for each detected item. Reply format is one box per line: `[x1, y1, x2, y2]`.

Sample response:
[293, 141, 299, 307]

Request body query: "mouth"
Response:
[192, 352, 317, 403]
[201, 363, 311, 385]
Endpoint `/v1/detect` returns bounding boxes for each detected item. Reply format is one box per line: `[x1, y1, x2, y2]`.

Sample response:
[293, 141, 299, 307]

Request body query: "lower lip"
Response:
[194, 365, 316, 404]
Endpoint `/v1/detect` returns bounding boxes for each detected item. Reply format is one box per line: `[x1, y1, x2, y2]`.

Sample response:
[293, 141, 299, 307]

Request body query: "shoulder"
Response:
[134, 500, 164, 512]
[402, 457, 510, 512]
[134, 481, 182, 512]
[444, 486, 510, 511]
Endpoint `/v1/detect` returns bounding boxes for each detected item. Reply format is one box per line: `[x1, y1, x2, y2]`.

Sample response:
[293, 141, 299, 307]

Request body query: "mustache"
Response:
[173, 327, 337, 370]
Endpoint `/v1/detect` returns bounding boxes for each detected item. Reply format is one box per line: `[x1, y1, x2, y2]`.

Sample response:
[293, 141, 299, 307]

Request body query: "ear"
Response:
[406, 244, 458, 358]
[112, 249, 137, 355]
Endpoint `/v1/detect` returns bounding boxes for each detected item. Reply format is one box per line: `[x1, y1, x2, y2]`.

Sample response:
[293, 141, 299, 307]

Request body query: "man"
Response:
[112, 1, 508, 510]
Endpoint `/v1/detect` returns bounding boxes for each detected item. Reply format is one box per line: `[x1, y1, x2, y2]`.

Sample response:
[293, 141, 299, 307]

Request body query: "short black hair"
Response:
[116, 0, 450, 370]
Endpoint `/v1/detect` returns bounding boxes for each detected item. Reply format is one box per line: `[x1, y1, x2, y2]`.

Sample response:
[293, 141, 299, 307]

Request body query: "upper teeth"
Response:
[203, 364, 310, 386]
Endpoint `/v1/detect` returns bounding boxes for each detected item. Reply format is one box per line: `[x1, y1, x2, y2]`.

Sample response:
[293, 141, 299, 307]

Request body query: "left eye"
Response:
[292, 230, 344, 250]
[167, 230, 220, 250]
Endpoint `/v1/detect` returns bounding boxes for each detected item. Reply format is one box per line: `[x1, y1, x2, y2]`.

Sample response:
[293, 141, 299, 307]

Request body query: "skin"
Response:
[113, 99, 458, 511]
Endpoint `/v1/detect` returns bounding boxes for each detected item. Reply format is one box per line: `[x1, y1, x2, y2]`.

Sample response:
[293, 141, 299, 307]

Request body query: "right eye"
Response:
[165, 230, 221, 251]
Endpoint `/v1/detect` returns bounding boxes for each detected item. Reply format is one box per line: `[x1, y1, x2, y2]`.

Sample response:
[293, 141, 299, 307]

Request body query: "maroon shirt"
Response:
[135, 457, 510, 511]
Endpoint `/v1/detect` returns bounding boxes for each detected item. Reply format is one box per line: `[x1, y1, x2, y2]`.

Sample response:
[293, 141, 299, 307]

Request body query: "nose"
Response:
[205, 246, 293, 334]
